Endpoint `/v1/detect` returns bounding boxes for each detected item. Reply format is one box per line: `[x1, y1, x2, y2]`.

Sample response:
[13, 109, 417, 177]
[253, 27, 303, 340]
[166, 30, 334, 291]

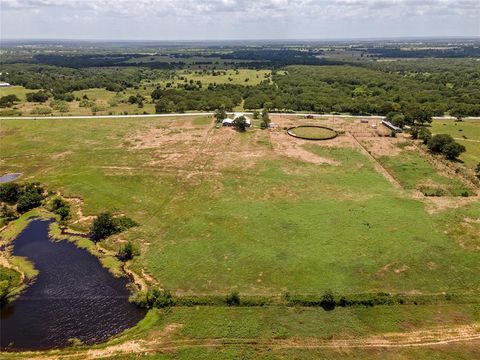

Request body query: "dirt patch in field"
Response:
[360, 138, 403, 157]
[61, 196, 95, 228]
[424, 196, 480, 214]
[394, 265, 409, 274]
[52, 151, 73, 160]
[269, 129, 339, 165]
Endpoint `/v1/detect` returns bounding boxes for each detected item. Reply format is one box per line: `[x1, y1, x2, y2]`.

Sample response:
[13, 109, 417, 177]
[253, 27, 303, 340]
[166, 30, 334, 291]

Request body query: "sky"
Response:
[1, 0, 479, 41]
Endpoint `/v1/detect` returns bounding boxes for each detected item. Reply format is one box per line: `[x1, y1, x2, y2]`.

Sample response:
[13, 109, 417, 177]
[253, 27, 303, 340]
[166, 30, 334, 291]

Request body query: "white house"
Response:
[222, 118, 234, 126]
[0, 82, 11, 87]
[222, 113, 252, 127]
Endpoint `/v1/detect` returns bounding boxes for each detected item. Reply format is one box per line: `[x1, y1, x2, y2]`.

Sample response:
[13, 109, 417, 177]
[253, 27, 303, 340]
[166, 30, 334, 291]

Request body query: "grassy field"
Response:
[4, 304, 480, 359]
[431, 119, 480, 167]
[1, 115, 479, 358]
[1, 116, 479, 294]
[172, 69, 271, 86]
[0, 85, 35, 102]
[378, 149, 474, 196]
[289, 126, 337, 140]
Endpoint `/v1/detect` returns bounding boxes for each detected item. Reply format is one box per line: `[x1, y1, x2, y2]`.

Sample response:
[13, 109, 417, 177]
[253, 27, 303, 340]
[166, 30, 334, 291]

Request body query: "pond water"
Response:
[0, 173, 22, 183]
[0, 219, 146, 351]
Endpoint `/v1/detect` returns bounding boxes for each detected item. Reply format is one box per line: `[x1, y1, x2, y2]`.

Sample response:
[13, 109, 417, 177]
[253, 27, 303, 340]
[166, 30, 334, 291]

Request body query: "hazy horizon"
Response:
[1, 0, 479, 41]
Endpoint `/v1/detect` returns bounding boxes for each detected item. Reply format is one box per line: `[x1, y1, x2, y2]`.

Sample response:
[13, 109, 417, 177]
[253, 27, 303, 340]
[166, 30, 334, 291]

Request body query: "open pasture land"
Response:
[2, 114, 480, 358]
[0, 85, 35, 102]
[0, 69, 270, 117]
[1, 115, 479, 296]
[171, 69, 271, 86]
[431, 119, 480, 167]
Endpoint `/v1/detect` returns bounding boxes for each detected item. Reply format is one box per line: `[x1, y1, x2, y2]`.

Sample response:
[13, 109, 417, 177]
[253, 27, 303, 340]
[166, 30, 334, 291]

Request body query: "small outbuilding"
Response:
[0, 82, 11, 87]
[381, 120, 402, 133]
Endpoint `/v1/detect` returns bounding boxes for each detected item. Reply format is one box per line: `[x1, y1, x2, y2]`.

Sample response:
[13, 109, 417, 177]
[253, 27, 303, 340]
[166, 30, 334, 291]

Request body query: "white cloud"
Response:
[1, 0, 479, 39]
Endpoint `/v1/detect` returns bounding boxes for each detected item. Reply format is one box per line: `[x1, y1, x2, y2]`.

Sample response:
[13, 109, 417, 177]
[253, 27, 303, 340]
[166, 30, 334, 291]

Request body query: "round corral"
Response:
[287, 125, 338, 140]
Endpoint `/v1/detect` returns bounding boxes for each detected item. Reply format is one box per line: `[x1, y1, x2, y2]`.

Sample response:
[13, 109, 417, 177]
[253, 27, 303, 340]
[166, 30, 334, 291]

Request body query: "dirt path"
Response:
[454, 138, 480, 143]
[349, 132, 404, 190]
[18, 323, 480, 359]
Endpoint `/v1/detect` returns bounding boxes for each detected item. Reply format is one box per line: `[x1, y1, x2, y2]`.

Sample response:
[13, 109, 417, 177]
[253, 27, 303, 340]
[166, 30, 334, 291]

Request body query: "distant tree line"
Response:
[2, 57, 480, 117]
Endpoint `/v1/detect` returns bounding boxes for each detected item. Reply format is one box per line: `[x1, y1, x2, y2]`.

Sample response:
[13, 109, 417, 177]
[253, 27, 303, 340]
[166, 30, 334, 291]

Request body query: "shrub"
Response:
[320, 291, 336, 311]
[53, 93, 75, 102]
[132, 288, 175, 308]
[0, 204, 18, 223]
[233, 116, 247, 132]
[226, 291, 241, 306]
[30, 107, 52, 115]
[50, 197, 70, 221]
[443, 141, 466, 160]
[0, 94, 20, 108]
[15, 183, 45, 213]
[117, 241, 139, 261]
[427, 134, 466, 159]
[427, 134, 454, 153]
[26, 90, 50, 103]
[90, 212, 118, 241]
[50, 197, 71, 221]
[0, 183, 20, 203]
[115, 216, 138, 231]
[418, 127, 432, 144]
[90, 212, 137, 241]
[17, 192, 43, 213]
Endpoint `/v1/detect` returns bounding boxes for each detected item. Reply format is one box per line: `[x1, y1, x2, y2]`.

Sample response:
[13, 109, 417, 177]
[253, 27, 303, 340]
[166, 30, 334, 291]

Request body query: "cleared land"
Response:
[1, 115, 479, 294]
[1, 115, 480, 359]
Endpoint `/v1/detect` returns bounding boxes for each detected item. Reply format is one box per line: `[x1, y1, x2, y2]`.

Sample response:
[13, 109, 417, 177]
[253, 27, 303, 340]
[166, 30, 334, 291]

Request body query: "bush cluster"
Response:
[0, 182, 45, 214]
[90, 212, 138, 241]
[50, 197, 71, 222]
[427, 134, 466, 160]
[0, 94, 20, 108]
[132, 288, 175, 309]
[117, 241, 140, 261]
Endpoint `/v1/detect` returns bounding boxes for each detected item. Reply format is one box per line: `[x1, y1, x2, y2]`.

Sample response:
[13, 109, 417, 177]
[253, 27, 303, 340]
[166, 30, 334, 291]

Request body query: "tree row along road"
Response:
[0, 113, 479, 121]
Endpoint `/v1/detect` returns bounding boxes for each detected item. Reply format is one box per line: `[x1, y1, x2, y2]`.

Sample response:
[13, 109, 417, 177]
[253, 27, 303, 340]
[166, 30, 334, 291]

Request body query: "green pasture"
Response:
[288, 126, 337, 140]
[378, 150, 473, 196]
[0, 85, 34, 102]
[431, 119, 480, 167]
[1, 118, 480, 297]
[176, 69, 271, 86]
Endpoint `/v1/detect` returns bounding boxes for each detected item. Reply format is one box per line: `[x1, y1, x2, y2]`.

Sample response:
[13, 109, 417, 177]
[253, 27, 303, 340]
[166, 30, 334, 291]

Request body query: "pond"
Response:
[0, 173, 22, 183]
[0, 219, 146, 351]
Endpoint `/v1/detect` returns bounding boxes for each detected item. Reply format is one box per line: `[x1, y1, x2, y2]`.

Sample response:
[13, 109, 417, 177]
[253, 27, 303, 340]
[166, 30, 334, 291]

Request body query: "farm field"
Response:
[1, 115, 479, 294]
[1, 115, 480, 358]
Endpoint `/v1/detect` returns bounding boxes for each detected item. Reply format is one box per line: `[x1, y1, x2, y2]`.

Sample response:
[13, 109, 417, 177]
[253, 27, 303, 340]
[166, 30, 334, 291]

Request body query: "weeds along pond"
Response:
[0, 218, 146, 351]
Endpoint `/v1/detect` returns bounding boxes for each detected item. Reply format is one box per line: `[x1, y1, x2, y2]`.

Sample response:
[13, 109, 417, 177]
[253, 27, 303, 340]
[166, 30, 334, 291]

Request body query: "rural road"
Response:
[1, 113, 479, 121]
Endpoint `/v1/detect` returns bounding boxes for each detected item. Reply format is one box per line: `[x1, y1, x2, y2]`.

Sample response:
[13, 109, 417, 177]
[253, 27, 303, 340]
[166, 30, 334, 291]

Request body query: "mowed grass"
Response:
[378, 150, 473, 196]
[1, 118, 480, 296]
[431, 119, 480, 167]
[289, 126, 337, 139]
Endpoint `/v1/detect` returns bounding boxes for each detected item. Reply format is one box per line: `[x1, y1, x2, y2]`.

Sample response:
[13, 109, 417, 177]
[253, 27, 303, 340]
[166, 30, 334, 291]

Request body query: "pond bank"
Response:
[0, 218, 146, 350]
